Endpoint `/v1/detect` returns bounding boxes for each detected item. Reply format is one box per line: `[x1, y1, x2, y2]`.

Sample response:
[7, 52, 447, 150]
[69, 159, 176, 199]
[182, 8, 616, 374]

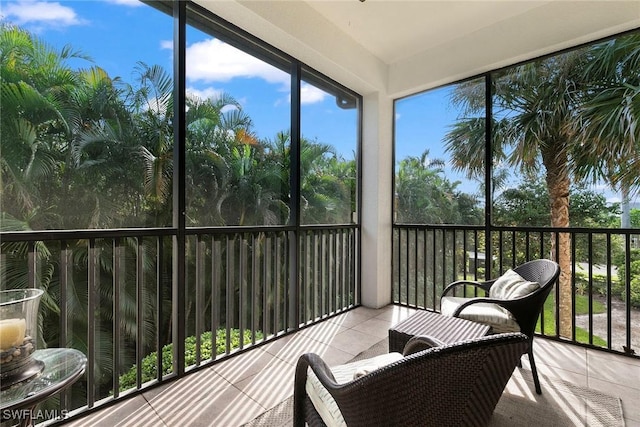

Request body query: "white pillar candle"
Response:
[0, 318, 26, 351]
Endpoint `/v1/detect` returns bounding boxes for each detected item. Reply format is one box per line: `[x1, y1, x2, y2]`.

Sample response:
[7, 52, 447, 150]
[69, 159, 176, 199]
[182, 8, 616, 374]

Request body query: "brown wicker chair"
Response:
[440, 259, 560, 394]
[294, 332, 529, 427]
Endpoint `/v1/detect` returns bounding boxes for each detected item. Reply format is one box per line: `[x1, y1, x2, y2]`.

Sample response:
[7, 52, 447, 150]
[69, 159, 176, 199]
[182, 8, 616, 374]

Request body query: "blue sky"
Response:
[396, 85, 628, 205]
[395, 85, 484, 197]
[1, 0, 357, 158]
[1, 0, 626, 205]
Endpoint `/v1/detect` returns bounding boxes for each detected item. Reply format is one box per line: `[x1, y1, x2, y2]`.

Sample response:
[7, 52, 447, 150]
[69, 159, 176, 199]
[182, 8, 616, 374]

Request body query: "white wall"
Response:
[360, 92, 394, 308]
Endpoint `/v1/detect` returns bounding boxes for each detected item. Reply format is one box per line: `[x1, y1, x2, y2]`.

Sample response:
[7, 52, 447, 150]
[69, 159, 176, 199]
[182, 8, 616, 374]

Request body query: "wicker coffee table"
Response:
[389, 310, 491, 353]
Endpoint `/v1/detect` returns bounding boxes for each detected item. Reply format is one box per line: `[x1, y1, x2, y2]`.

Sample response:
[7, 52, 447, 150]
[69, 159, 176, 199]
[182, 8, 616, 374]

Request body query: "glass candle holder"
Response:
[0, 288, 45, 389]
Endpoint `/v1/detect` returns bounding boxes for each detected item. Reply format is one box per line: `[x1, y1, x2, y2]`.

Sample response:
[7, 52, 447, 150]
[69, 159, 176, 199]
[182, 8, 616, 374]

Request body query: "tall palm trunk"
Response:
[621, 184, 631, 228]
[541, 145, 572, 338]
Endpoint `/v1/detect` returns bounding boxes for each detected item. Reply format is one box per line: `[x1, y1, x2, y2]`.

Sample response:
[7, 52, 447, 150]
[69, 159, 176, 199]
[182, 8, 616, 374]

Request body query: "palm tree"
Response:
[395, 149, 470, 224]
[120, 62, 175, 225]
[261, 131, 354, 225]
[183, 91, 286, 226]
[445, 34, 640, 338]
[0, 24, 81, 228]
[299, 137, 353, 224]
[1, 26, 172, 400]
[574, 34, 640, 195]
[445, 51, 589, 338]
[1, 25, 110, 398]
[216, 143, 289, 226]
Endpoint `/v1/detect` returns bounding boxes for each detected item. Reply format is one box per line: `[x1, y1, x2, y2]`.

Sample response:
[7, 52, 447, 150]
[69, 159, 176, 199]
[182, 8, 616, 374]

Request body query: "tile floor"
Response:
[64, 305, 640, 427]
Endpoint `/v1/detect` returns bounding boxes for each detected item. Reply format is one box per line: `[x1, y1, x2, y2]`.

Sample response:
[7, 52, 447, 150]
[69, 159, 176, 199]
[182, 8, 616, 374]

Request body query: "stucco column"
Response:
[360, 92, 394, 308]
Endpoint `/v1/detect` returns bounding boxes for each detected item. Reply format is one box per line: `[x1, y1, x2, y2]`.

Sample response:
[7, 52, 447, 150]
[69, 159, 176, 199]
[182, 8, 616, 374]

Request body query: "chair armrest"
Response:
[441, 279, 493, 298]
[451, 296, 504, 317]
[294, 353, 338, 427]
[451, 295, 530, 317]
[403, 335, 446, 356]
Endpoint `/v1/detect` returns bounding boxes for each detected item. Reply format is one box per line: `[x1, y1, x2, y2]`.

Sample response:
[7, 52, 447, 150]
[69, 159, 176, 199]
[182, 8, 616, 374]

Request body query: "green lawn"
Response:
[538, 294, 608, 347]
[458, 284, 609, 346]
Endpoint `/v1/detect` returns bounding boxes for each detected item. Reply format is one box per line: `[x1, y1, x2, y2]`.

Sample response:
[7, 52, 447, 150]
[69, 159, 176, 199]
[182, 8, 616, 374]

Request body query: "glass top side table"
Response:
[1, 348, 87, 426]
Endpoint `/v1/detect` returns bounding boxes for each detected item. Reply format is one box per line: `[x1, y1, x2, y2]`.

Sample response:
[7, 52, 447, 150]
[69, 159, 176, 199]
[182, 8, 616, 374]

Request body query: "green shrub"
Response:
[626, 277, 640, 308]
[615, 259, 640, 308]
[574, 270, 614, 296]
[119, 328, 263, 392]
[616, 259, 640, 285]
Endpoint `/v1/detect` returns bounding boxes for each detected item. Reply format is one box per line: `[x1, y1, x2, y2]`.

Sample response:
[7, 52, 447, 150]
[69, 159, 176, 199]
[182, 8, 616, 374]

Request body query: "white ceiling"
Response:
[304, 0, 555, 64]
[198, 1, 640, 97]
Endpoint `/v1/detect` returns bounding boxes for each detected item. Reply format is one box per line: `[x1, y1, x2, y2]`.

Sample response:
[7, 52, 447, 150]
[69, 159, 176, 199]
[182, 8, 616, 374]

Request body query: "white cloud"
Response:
[186, 87, 242, 115]
[186, 38, 288, 86]
[185, 38, 326, 106]
[221, 104, 239, 114]
[3, 0, 85, 26]
[160, 40, 173, 50]
[283, 83, 328, 106]
[104, 0, 143, 7]
[301, 83, 327, 105]
[187, 86, 224, 102]
[608, 196, 621, 204]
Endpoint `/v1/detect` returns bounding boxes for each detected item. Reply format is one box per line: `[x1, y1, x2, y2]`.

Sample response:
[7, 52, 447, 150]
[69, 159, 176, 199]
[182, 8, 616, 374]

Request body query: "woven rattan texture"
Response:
[293, 333, 528, 427]
[388, 310, 490, 353]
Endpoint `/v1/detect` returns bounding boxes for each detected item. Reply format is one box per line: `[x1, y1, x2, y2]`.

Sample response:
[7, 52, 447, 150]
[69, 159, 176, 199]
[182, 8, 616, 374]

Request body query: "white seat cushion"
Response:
[440, 296, 520, 333]
[305, 352, 404, 427]
[489, 269, 540, 299]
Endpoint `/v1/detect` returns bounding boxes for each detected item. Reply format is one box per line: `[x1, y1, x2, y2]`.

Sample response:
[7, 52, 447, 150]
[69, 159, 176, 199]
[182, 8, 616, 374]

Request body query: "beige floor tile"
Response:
[262, 333, 328, 365]
[519, 361, 589, 388]
[279, 337, 356, 367]
[213, 348, 280, 384]
[48, 306, 640, 427]
[587, 351, 640, 389]
[101, 405, 166, 427]
[64, 395, 154, 427]
[532, 338, 588, 375]
[373, 305, 418, 324]
[258, 332, 297, 356]
[351, 317, 394, 339]
[140, 378, 177, 402]
[234, 357, 296, 410]
[325, 328, 384, 356]
[298, 320, 349, 343]
[347, 306, 388, 319]
[185, 387, 266, 427]
[148, 368, 263, 426]
[326, 309, 379, 329]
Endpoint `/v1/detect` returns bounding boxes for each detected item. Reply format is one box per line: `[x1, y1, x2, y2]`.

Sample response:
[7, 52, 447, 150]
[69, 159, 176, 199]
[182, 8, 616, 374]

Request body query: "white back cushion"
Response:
[489, 269, 539, 300]
[305, 352, 404, 427]
[440, 296, 520, 333]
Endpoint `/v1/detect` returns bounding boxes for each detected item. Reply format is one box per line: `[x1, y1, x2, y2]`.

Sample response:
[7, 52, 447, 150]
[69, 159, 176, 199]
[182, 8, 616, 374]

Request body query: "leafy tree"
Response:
[444, 34, 640, 337]
[573, 34, 640, 193]
[494, 180, 550, 226]
[1, 23, 360, 407]
[395, 149, 482, 224]
[0, 24, 146, 394]
[569, 185, 620, 228]
[495, 178, 621, 264]
[629, 209, 640, 228]
[495, 179, 619, 228]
